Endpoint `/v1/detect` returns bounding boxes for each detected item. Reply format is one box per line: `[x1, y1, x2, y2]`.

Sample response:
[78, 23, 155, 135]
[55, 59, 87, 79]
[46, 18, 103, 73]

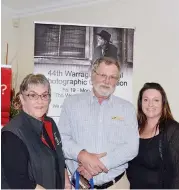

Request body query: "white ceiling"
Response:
[2, 0, 109, 18]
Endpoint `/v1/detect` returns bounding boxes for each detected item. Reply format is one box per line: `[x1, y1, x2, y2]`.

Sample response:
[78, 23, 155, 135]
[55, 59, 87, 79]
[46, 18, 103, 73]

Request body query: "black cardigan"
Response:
[159, 119, 179, 189]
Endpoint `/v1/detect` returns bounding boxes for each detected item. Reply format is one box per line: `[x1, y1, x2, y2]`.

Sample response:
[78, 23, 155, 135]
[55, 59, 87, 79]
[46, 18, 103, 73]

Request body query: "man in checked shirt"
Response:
[58, 56, 139, 189]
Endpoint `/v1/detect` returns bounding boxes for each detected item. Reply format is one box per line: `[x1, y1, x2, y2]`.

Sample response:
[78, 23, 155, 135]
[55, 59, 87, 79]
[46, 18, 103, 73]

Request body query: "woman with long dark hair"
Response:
[127, 82, 179, 189]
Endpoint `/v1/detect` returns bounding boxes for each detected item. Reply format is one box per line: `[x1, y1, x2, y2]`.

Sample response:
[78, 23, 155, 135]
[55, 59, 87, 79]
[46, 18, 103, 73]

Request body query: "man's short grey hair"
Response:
[20, 74, 51, 94]
[92, 57, 120, 73]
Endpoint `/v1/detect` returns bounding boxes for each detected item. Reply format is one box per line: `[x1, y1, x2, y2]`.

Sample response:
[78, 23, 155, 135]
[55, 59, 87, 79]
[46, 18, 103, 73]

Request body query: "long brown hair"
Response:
[137, 82, 174, 134]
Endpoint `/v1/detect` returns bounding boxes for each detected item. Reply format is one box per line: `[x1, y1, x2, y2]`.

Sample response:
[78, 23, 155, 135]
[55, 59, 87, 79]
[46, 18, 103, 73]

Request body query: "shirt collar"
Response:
[89, 89, 113, 105]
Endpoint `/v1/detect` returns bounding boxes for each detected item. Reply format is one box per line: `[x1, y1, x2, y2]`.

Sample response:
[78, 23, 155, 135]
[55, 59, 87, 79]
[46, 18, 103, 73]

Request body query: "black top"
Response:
[2, 130, 63, 189]
[127, 134, 162, 189]
[1, 111, 65, 189]
[127, 119, 179, 189]
[2, 131, 36, 189]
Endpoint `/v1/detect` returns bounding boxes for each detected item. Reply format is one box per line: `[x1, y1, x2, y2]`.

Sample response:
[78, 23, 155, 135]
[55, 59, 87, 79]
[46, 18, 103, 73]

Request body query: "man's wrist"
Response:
[77, 149, 86, 162]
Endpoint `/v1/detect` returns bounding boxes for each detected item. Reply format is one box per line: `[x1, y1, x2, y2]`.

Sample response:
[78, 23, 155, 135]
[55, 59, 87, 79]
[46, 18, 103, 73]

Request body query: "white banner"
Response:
[34, 23, 134, 124]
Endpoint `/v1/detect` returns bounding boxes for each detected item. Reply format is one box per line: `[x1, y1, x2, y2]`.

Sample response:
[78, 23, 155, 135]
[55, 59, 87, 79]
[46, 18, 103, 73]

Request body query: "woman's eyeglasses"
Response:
[23, 93, 51, 101]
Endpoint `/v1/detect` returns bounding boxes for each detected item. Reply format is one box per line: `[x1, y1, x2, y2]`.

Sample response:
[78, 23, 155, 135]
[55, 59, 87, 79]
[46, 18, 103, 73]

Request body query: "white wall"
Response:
[1, 4, 20, 88]
[2, 0, 179, 120]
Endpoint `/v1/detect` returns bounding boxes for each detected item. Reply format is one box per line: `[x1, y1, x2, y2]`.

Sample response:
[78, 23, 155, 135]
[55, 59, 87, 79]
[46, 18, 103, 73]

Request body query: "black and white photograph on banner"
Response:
[34, 23, 135, 123]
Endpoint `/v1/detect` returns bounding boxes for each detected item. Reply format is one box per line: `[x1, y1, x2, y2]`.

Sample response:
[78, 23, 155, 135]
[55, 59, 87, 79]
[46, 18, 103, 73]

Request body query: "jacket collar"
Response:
[21, 110, 46, 136]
